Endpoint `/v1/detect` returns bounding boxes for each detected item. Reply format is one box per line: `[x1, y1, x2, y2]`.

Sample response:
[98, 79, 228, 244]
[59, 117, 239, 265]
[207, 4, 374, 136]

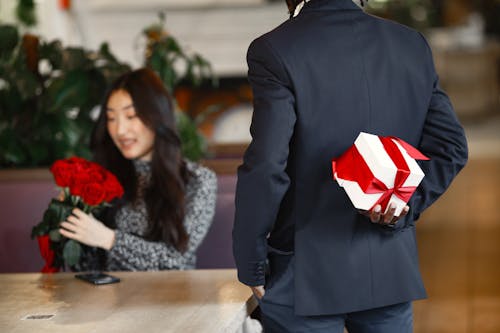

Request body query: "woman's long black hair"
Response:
[91, 68, 190, 252]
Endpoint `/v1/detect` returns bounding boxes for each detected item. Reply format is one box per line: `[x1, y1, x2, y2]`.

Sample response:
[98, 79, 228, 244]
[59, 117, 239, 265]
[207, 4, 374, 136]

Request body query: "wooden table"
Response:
[0, 269, 257, 333]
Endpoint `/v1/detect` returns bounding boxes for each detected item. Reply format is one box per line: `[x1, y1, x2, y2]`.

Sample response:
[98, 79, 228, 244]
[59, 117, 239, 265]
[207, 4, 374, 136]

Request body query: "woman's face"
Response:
[106, 89, 155, 161]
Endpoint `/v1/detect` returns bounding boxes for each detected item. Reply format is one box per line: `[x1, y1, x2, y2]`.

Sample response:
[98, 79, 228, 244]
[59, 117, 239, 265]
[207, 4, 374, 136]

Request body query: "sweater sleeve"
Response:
[107, 164, 217, 270]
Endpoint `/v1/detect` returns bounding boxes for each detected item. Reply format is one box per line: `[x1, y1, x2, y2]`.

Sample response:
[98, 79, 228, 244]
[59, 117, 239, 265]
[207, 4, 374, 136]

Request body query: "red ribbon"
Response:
[332, 135, 429, 211]
[37, 235, 59, 273]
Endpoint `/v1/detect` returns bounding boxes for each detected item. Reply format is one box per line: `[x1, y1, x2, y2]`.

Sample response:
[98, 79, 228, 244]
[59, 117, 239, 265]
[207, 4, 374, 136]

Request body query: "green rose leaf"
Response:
[63, 240, 82, 266]
[49, 228, 62, 242]
[31, 221, 50, 238]
[44, 199, 74, 227]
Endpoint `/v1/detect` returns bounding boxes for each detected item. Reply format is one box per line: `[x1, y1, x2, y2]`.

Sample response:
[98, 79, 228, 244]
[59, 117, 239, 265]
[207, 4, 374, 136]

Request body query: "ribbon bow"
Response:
[332, 135, 429, 211]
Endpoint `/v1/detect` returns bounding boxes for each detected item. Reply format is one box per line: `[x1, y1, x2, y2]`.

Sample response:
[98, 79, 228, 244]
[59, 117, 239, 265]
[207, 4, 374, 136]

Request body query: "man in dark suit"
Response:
[233, 0, 468, 331]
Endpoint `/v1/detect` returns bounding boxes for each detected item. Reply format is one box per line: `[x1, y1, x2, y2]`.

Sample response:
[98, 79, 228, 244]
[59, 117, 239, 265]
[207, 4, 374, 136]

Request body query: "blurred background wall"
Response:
[1, 0, 499, 152]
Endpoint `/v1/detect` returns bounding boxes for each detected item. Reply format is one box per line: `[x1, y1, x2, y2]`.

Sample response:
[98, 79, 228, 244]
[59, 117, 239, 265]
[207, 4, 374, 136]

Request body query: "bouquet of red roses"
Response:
[32, 157, 124, 272]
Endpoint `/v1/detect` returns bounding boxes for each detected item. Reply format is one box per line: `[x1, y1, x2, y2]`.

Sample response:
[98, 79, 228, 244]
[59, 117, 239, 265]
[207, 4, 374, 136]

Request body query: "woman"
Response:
[59, 68, 217, 271]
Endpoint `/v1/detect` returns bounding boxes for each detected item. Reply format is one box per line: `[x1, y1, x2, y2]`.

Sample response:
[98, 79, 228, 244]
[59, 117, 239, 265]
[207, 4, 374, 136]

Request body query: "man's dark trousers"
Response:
[259, 254, 413, 333]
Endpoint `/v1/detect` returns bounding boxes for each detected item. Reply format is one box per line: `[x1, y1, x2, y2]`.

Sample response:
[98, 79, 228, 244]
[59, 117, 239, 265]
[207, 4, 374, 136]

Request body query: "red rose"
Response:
[72, 169, 94, 185]
[51, 157, 93, 188]
[87, 164, 108, 183]
[79, 182, 107, 206]
[50, 160, 74, 188]
[103, 173, 124, 202]
[69, 182, 86, 199]
[50, 157, 124, 206]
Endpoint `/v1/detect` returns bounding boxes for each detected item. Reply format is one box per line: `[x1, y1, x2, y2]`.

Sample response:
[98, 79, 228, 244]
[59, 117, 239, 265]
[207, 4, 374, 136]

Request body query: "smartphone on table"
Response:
[75, 272, 120, 285]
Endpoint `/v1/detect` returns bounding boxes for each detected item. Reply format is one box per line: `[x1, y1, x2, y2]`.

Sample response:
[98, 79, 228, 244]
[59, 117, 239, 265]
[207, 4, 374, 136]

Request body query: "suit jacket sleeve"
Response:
[233, 36, 296, 286]
[406, 33, 469, 223]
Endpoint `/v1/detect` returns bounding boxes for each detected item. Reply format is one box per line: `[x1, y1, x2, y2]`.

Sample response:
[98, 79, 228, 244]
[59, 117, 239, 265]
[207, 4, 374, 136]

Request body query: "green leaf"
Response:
[176, 111, 207, 161]
[11, 67, 39, 100]
[63, 240, 82, 266]
[16, 0, 37, 27]
[43, 199, 73, 227]
[26, 140, 50, 166]
[48, 70, 90, 110]
[0, 25, 19, 58]
[79, 69, 106, 117]
[49, 229, 62, 242]
[31, 221, 50, 238]
[0, 127, 28, 165]
[161, 65, 177, 92]
[39, 40, 64, 70]
[98, 43, 118, 63]
[62, 48, 90, 71]
[0, 85, 23, 120]
[164, 36, 183, 55]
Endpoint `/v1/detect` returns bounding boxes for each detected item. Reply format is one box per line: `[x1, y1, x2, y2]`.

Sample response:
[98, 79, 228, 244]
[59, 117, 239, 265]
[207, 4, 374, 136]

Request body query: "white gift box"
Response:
[332, 132, 427, 216]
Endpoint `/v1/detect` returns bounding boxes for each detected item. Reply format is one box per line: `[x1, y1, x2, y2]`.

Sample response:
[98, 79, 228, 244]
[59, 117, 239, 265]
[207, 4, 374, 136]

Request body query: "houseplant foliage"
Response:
[15, 0, 37, 27]
[142, 12, 218, 161]
[142, 12, 216, 95]
[0, 12, 218, 167]
[0, 24, 130, 168]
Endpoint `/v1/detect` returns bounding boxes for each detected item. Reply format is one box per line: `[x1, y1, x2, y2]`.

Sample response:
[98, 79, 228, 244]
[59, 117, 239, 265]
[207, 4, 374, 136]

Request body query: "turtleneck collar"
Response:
[133, 159, 151, 176]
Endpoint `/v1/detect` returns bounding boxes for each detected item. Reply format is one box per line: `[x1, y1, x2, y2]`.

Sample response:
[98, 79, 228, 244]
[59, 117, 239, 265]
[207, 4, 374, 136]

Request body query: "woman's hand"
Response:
[60, 208, 116, 250]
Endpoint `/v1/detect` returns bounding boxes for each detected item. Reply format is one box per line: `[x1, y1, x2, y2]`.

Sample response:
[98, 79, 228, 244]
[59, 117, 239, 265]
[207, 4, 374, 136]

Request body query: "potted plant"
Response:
[0, 12, 217, 168]
[0, 24, 131, 168]
[141, 12, 218, 161]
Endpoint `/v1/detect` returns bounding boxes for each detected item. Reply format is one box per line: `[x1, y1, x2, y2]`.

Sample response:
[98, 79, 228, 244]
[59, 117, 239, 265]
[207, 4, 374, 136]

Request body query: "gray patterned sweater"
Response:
[106, 160, 217, 271]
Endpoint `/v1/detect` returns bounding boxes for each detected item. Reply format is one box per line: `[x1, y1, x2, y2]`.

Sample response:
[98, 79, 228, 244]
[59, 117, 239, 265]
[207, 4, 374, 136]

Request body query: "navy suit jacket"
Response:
[233, 0, 468, 316]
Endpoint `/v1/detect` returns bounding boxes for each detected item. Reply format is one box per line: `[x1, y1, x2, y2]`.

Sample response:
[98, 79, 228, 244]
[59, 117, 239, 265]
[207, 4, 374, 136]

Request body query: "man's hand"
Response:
[250, 285, 265, 300]
[360, 203, 410, 227]
[60, 208, 115, 250]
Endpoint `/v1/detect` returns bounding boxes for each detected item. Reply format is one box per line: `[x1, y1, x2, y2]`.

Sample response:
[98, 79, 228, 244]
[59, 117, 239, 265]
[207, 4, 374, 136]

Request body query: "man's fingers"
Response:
[383, 204, 397, 224]
[388, 205, 409, 225]
[366, 204, 410, 226]
[400, 205, 409, 218]
[370, 205, 382, 223]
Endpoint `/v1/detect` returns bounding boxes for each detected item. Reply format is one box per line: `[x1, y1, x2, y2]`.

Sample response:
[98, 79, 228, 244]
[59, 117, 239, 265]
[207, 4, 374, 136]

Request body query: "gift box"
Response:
[332, 132, 429, 216]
